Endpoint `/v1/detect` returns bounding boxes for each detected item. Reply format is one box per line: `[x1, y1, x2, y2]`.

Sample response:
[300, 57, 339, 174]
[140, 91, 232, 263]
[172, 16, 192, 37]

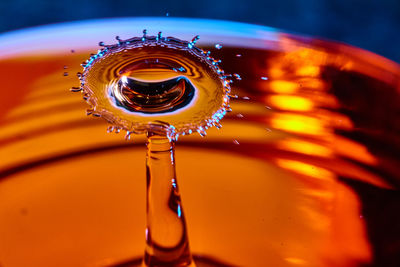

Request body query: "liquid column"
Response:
[144, 132, 194, 267]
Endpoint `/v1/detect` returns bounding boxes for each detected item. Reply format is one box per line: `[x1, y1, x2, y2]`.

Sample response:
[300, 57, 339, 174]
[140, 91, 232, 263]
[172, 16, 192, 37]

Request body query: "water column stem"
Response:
[143, 132, 194, 267]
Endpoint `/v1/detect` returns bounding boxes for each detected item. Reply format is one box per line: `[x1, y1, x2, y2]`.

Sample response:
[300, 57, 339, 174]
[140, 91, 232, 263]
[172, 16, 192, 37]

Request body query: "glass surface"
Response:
[0, 18, 399, 267]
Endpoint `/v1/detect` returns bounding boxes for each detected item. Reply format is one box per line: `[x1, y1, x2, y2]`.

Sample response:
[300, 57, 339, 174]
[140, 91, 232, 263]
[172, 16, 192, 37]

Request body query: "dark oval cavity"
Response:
[119, 58, 187, 74]
[111, 76, 195, 114]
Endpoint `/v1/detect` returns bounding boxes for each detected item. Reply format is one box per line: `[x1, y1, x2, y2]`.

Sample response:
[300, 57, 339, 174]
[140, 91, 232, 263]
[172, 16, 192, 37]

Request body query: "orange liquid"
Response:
[0, 20, 400, 267]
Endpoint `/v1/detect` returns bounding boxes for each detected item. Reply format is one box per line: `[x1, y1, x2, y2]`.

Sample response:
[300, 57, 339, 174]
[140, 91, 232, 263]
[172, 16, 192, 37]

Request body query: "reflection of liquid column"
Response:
[144, 132, 193, 267]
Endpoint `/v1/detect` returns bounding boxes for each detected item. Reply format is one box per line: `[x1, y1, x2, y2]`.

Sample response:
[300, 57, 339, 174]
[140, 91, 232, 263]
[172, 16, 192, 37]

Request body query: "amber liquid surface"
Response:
[0, 31, 400, 267]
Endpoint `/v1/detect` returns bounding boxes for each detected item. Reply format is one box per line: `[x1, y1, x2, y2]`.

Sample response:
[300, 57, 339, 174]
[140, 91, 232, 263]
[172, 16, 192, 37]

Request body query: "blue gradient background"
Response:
[0, 0, 399, 62]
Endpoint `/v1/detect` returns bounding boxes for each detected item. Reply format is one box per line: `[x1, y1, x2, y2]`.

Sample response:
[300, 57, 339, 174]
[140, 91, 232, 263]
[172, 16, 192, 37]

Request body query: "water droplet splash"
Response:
[73, 31, 234, 267]
[77, 31, 231, 140]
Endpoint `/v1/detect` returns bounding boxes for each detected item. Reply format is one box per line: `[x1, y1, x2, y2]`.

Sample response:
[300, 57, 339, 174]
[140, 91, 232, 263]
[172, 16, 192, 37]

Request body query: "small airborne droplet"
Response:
[107, 126, 114, 133]
[142, 29, 147, 41]
[63, 72, 68, 76]
[197, 128, 207, 137]
[63, 65, 68, 69]
[233, 139, 240, 145]
[191, 35, 200, 45]
[166, 12, 169, 17]
[236, 113, 244, 118]
[215, 44, 222, 49]
[86, 109, 93, 116]
[242, 96, 250, 100]
[261, 76, 268, 80]
[125, 131, 132, 140]
[71, 49, 75, 53]
[99, 41, 105, 46]
[265, 105, 272, 110]
[236, 54, 242, 57]
[70, 87, 81, 92]
[229, 94, 239, 99]
[233, 73, 242, 80]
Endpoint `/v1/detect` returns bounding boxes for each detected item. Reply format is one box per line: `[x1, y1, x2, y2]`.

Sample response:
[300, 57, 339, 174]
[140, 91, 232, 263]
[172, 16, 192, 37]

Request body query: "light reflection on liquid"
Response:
[0, 19, 399, 267]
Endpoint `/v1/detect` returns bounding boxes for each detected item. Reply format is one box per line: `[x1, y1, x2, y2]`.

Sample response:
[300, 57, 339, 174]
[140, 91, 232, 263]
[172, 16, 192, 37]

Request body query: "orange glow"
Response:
[266, 95, 314, 111]
[268, 80, 299, 94]
[317, 110, 354, 130]
[322, 183, 372, 265]
[334, 136, 378, 165]
[277, 139, 332, 157]
[298, 189, 334, 201]
[276, 159, 335, 181]
[285, 257, 307, 265]
[269, 67, 285, 78]
[296, 65, 320, 77]
[270, 113, 326, 136]
[300, 93, 339, 109]
[298, 78, 326, 91]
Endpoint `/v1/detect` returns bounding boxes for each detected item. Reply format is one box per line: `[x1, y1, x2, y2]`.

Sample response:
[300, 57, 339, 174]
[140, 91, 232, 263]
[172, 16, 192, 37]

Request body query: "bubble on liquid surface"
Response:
[78, 32, 231, 138]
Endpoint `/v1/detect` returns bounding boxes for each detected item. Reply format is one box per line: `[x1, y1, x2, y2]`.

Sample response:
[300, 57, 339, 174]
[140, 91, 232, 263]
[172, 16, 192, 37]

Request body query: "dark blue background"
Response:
[1, 0, 399, 62]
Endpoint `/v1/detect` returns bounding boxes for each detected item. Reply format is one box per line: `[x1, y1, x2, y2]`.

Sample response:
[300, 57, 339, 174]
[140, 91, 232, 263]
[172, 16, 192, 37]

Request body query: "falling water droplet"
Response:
[63, 65, 68, 69]
[215, 44, 222, 49]
[236, 54, 242, 57]
[233, 139, 240, 145]
[261, 76, 268, 80]
[63, 72, 68, 76]
[70, 49, 75, 53]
